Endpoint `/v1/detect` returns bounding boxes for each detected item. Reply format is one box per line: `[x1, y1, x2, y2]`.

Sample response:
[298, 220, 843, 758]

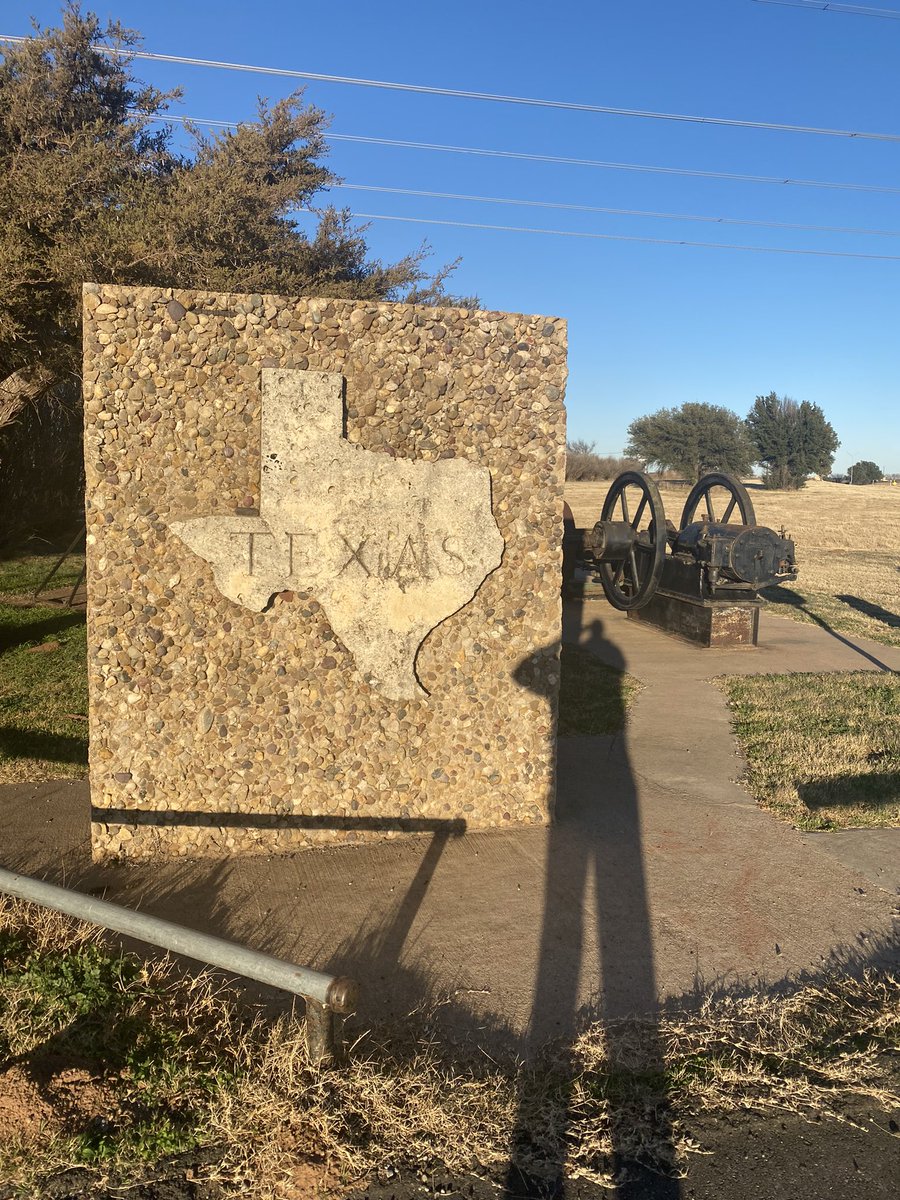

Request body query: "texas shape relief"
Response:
[168, 369, 505, 700]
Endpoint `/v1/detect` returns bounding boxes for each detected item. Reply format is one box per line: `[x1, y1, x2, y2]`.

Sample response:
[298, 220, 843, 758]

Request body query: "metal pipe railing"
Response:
[0, 866, 359, 1058]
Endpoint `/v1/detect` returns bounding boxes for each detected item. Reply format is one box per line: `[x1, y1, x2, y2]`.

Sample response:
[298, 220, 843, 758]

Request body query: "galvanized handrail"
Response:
[0, 866, 358, 1057]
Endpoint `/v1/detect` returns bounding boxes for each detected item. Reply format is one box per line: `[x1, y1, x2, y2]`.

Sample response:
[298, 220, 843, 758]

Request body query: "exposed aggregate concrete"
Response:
[82, 285, 567, 860]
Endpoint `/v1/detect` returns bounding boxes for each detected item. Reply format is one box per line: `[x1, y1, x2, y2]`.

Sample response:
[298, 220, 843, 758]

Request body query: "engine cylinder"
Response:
[587, 520, 637, 562]
[674, 522, 797, 589]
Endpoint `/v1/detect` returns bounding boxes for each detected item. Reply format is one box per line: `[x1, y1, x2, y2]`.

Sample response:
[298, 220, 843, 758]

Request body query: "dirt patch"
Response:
[38, 1061, 119, 1133]
[0, 1063, 57, 1146]
[278, 1160, 333, 1200]
[0, 1054, 119, 1150]
[679, 1101, 900, 1200]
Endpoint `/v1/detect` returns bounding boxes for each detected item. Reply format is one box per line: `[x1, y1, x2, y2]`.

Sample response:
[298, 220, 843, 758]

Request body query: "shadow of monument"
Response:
[87, 811, 467, 836]
[835, 594, 900, 631]
[0, 726, 87, 769]
[0, 608, 84, 652]
[304, 822, 477, 1025]
[76, 812, 475, 1027]
[503, 607, 681, 1198]
[82, 810, 470, 1016]
[797, 772, 900, 816]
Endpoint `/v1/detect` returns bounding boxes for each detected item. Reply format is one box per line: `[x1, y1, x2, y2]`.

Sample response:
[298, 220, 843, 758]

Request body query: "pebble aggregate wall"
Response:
[83, 284, 567, 860]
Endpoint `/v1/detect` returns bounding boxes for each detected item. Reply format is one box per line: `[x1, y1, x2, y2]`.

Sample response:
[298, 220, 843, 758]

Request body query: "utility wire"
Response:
[333, 182, 900, 237]
[3, 32, 900, 141]
[156, 115, 900, 197]
[146, 114, 900, 236]
[753, 1, 900, 18]
[338, 211, 900, 261]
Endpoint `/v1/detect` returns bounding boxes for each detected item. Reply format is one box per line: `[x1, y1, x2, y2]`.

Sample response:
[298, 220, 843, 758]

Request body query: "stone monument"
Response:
[83, 285, 566, 859]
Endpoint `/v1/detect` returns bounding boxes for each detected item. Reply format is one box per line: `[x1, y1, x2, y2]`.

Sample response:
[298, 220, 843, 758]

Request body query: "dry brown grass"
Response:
[565, 479, 900, 647]
[128, 967, 900, 1195]
[213, 974, 900, 1193]
[2, 898, 897, 1197]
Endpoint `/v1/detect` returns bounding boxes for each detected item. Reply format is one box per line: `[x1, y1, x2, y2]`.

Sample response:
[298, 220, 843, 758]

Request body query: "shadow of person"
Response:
[505, 605, 680, 1198]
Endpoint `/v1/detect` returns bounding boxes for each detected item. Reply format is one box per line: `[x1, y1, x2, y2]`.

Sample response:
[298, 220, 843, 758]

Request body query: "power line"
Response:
[3, 32, 900, 142]
[333, 182, 900, 237]
[339, 211, 900, 261]
[753, 1, 900, 18]
[157, 115, 900, 197]
[144, 112, 900, 235]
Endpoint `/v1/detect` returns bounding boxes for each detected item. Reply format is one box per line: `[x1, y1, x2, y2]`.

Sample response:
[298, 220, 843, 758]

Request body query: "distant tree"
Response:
[848, 460, 883, 484]
[624, 402, 754, 483]
[565, 440, 597, 481]
[745, 392, 839, 490]
[565, 441, 641, 481]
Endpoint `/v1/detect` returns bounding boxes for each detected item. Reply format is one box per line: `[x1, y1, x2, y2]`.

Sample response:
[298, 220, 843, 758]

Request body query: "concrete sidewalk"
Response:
[565, 603, 900, 896]
[0, 604, 897, 1047]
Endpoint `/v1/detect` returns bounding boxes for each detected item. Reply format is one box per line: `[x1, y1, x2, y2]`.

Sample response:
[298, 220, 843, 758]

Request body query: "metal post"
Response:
[66, 561, 87, 608]
[31, 527, 85, 602]
[0, 867, 359, 1060]
[304, 998, 348, 1063]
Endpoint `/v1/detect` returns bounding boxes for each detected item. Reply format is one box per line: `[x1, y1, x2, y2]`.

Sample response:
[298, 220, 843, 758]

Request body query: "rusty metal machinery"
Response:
[564, 471, 798, 645]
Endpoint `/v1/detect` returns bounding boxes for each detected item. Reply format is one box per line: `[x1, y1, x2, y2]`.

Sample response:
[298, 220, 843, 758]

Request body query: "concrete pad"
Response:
[564, 599, 900, 892]
[802, 830, 900, 896]
[565, 602, 900, 678]
[1, 602, 897, 1050]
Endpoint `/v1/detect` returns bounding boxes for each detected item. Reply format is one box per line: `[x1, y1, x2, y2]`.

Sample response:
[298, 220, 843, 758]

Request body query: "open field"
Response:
[565, 479, 900, 648]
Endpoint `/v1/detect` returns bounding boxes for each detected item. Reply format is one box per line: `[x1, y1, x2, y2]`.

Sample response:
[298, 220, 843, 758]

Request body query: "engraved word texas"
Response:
[168, 369, 504, 700]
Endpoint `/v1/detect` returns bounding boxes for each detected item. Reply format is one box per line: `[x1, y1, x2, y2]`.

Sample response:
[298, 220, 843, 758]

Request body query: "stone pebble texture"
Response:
[83, 284, 567, 861]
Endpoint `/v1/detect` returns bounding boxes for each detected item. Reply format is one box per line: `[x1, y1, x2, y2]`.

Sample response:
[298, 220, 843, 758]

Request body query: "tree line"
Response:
[568, 397, 887, 489]
[568, 394, 843, 490]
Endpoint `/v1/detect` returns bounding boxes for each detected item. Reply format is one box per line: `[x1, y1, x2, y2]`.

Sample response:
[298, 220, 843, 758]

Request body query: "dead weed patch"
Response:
[1, 897, 897, 1196]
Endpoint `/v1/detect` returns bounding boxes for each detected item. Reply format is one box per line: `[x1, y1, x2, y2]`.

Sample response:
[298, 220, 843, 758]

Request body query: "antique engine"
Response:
[563, 471, 798, 645]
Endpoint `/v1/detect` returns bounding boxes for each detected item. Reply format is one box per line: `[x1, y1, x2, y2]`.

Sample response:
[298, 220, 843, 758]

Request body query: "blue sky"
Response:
[10, 1, 900, 471]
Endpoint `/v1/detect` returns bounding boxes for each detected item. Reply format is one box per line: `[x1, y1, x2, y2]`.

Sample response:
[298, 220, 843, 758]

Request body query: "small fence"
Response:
[0, 866, 358, 1060]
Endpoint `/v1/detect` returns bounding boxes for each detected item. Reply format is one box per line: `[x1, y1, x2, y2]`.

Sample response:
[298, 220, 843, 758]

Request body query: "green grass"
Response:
[558, 644, 641, 736]
[0, 600, 88, 782]
[0, 551, 85, 599]
[720, 671, 899, 830]
[0, 900, 246, 1187]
